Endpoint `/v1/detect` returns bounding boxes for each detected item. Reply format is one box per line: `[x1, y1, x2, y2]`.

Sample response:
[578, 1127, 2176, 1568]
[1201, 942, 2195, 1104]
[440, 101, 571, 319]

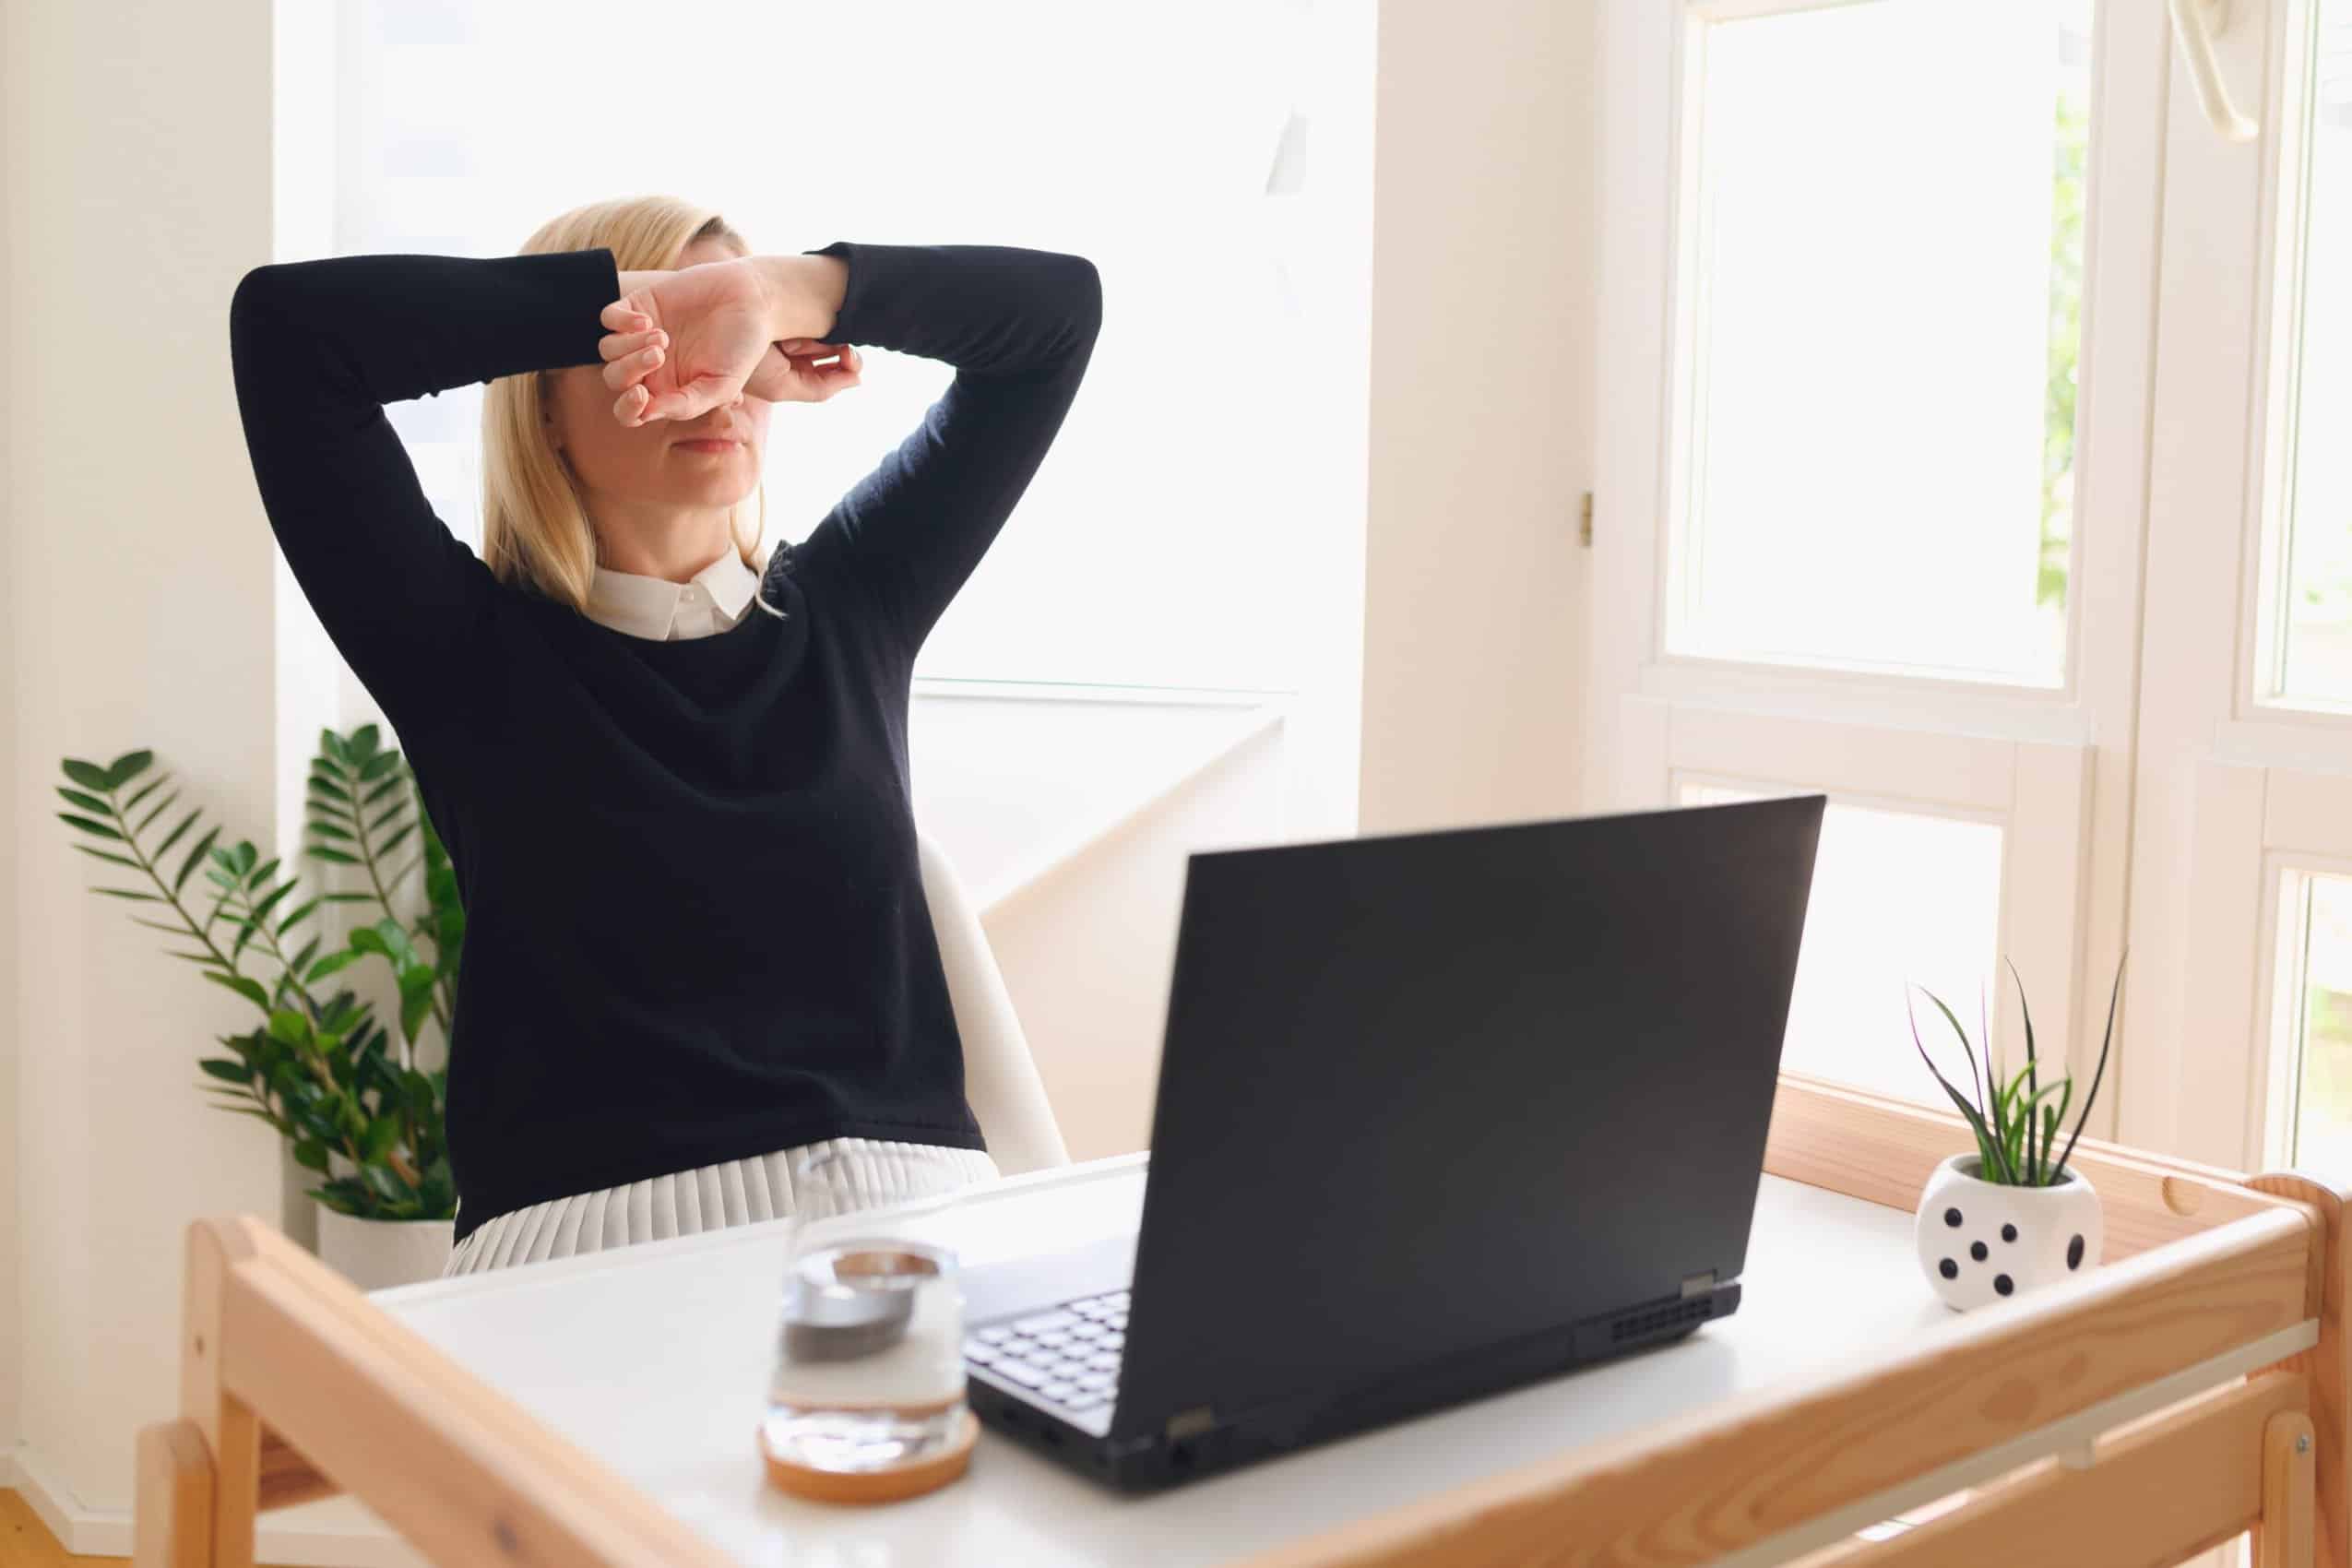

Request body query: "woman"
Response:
[229, 196, 1102, 1274]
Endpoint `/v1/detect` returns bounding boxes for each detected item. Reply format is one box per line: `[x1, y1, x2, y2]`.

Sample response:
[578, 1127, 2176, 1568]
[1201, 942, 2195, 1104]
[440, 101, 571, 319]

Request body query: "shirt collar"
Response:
[583, 547, 759, 640]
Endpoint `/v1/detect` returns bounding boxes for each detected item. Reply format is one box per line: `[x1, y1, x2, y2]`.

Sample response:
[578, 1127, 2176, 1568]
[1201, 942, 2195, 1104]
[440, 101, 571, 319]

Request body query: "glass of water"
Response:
[760, 1148, 971, 1481]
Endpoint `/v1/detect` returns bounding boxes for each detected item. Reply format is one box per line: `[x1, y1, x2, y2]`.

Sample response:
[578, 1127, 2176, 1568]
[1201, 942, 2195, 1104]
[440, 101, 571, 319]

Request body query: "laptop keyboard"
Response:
[965, 1289, 1129, 1415]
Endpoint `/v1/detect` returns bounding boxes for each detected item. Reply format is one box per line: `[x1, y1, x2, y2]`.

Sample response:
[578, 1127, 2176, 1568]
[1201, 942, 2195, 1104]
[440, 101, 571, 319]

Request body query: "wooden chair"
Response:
[135, 1212, 731, 1568]
[917, 826, 1071, 1175]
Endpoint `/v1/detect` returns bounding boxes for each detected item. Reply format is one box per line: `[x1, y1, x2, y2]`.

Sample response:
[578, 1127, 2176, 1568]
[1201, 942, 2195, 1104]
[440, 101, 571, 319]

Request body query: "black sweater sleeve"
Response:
[228, 248, 620, 738]
[790, 242, 1104, 657]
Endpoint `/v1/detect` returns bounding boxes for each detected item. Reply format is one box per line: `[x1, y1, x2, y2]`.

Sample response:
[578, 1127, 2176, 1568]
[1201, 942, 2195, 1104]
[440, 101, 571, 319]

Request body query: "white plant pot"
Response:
[1915, 1153, 2102, 1311]
[315, 1202, 454, 1292]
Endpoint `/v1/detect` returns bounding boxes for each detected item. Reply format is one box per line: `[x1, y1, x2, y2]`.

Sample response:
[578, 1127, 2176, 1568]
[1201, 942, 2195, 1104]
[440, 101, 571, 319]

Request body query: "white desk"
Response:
[299, 1157, 1940, 1567]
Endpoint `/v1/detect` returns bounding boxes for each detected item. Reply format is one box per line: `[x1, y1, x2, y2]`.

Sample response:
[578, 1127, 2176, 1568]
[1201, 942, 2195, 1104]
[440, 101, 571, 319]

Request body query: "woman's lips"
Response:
[674, 439, 742, 455]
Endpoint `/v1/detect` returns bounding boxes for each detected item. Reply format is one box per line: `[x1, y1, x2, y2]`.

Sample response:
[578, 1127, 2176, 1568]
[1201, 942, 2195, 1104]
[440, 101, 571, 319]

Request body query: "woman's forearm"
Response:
[614, 256, 847, 344]
[751, 255, 849, 343]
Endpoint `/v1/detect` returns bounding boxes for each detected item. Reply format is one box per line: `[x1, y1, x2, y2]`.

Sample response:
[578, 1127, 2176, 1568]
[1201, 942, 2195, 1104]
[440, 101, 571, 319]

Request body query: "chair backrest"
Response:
[914, 827, 1071, 1175]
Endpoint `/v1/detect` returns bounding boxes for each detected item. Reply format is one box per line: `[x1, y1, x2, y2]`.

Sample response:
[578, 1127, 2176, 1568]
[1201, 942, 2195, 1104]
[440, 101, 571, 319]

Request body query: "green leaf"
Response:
[134, 789, 182, 835]
[175, 826, 220, 896]
[305, 949, 362, 983]
[2052, 952, 2128, 1181]
[317, 995, 365, 1038]
[362, 773, 408, 808]
[358, 749, 402, 782]
[198, 1058, 251, 1085]
[153, 807, 201, 864]
[308, 820, 355, 842]
[293, 1138, 331, 1173]
[90, 887, 164, 902]
[232, 841, 257, 877]
[248, 879, 297, 925]
[231, 912, 261, 967]
[2007, 957, 2040, 1182]
[105, 749, 155, 789]
[318, 728, 352, 767]
[70, 844, 142, 869]
[277, 897, 321, 936]
[267, 1009, 314, 1048]
[57, 812, 125, 840]
[399, 981, 434, 1046]
[370, 918, 419, 964]
[201, 969, 269, 1009]
[307, 775, 353, 805]
[362, 1115, 401, 1164]
[366, 800, 410, 836]
[349, 724, 382, 760]
[55, 786, 109, 814]
[1908, 990, 2013, 1182]
[61, 758, 113, 791]
[304, 847, 360, 866]
[376, 822, 418, 859]
[123, 768, 170, 810]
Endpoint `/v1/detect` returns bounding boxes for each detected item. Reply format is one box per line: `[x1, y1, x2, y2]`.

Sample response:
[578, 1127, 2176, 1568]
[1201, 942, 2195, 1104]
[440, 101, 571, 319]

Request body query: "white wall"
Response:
[5, 0, 287, 1526]
[0, 0, 19, 1482]
[1360, 0, 1596, 835]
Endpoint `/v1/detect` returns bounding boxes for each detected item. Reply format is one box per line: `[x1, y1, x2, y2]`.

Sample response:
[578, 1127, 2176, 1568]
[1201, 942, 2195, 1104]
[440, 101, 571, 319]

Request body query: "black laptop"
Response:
[961, 794, 1825, 1490]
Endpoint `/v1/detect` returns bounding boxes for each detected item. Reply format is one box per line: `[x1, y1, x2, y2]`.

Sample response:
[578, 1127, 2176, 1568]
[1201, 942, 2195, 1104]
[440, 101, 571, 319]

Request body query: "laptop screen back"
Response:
[1115, 795, 1824, 1437]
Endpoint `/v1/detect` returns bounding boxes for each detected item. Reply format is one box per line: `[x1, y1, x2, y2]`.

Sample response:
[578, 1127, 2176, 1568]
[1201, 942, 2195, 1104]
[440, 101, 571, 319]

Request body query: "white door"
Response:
[1591, 0, 2163, 1123]
[1593, 0, 2352, 1173]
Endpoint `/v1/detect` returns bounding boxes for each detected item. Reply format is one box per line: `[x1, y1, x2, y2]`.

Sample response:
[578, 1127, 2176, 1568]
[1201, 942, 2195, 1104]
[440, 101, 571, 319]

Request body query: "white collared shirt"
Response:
[582, 547, 760, 641]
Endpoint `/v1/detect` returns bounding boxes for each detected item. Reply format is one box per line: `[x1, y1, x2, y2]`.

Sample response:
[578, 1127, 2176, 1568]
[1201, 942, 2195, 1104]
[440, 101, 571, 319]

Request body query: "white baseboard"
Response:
[9, 1440, 425, 1566]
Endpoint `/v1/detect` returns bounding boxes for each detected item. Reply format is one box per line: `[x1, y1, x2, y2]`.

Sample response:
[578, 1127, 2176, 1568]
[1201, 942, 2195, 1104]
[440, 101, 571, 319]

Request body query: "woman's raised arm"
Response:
[783, 242, 1104, 661]
[227, 248, 619, 740]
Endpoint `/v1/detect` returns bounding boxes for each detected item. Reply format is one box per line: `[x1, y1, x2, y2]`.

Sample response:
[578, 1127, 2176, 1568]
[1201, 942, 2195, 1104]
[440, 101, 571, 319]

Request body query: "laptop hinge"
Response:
[1680, 1270, 1718, 1299]
[1166, 1406, 1217, 1440]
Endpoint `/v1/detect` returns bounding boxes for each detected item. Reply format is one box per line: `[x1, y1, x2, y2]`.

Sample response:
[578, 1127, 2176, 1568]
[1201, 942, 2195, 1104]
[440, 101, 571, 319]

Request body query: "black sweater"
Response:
[229, 240, 1102, 1242]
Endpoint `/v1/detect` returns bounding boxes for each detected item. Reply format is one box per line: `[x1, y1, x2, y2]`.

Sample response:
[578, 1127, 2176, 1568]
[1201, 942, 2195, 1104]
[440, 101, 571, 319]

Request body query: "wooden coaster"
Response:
[758, 1408, 979, 1504]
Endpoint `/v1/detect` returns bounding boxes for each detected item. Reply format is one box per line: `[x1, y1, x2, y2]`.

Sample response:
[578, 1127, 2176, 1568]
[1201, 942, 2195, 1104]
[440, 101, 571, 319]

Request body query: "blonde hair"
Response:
[481, 196, 768, 611]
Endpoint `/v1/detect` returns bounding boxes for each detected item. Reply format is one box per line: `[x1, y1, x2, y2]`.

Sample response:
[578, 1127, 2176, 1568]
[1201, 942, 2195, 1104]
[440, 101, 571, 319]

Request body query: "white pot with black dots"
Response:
[1914, 1154, 2103, 1312]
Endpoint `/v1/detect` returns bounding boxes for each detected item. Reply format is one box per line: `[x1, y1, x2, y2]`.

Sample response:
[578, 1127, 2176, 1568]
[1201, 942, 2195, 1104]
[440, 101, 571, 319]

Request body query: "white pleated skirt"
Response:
[442, 1136, 1004, 1277]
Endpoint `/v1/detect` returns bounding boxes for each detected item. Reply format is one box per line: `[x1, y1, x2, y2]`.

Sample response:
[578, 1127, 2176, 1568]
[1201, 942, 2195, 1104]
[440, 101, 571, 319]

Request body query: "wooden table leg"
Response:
[2262, 1411, 2321, 1568]
[181, 1219, 260, 1568]
[2251, 1171, 2352, 1565]
[132, 1420, 214, 1568]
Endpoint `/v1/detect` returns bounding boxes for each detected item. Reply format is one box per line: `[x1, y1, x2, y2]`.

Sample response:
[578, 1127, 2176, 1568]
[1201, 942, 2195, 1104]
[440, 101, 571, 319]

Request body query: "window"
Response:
[2260, 6, 2352, 707]
[1668, 0, 2094, 686]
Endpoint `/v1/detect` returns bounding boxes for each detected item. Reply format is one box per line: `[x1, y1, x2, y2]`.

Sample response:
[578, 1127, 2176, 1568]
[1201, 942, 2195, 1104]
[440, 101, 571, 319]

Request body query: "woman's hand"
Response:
[744, 339, 863, 404]
[597, 257, 861, 426]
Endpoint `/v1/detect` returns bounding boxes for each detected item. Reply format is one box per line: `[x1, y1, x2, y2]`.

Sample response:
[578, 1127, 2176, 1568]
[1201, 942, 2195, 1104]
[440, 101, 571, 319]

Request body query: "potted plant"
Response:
[1906, 954, 2124, 1312]
[55, 726, 463, 1289]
